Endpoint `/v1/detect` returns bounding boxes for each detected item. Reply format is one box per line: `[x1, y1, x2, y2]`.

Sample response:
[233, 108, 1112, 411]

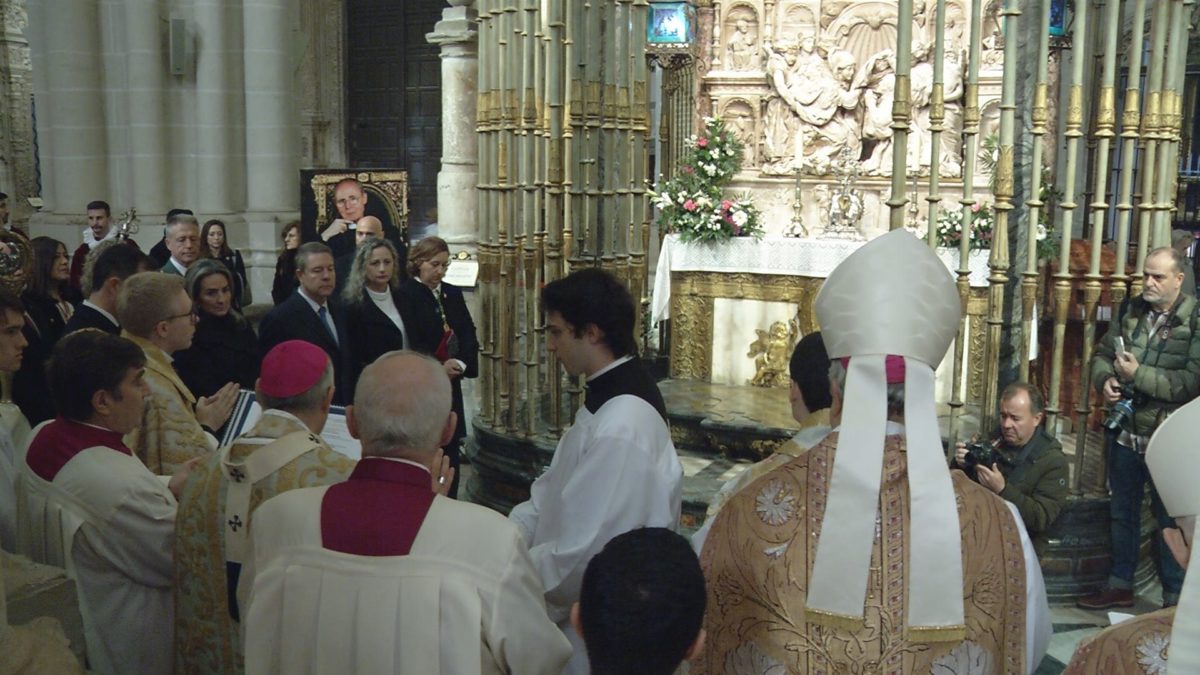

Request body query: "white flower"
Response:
[1135, 632, 1170, 674]
[931, 641, 994, 675]
[727, 147, 737, 157]
[732, 210, 749, 227]
[704, 164, 717, 176]
[755, 480, 795, 526]
[1036, 223, 1048, 241]
[696, 195, 712, 208]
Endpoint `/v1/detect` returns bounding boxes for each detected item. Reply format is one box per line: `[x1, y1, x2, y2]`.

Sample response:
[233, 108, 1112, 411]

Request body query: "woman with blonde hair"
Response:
[401, 236, 478, 498]
[341, 238, 416, 396]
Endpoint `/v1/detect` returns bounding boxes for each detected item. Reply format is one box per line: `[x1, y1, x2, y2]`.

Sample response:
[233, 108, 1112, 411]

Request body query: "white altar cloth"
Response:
[651, 234, 992, 324]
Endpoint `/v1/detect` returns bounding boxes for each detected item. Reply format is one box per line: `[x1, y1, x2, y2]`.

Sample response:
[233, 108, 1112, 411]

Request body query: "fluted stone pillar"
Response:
[428, 1, 479, 249]
[0, 0, 37, 229]
[195, 0, 244, 215]
[242, 0, 300, 300]
[28, 0, 109, 215]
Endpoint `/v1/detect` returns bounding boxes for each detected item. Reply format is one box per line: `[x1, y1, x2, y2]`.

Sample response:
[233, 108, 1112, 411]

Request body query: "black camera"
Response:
[1103, 389, 1136, 432]
[961, 441, 1004, 482]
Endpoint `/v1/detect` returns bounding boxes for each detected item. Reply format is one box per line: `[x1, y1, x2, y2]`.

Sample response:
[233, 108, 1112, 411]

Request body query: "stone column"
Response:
[0, 0, 37, 229]
[29, 0, 109, 215]
[195, 0, 244, 215]
[121, 0, 170, 213]
[242, 0, 300, 302]
[428, 1, 479, 250]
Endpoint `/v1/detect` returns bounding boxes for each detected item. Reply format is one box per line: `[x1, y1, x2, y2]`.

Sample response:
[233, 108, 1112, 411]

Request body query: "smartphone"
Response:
[1115, 337, 1126, 357]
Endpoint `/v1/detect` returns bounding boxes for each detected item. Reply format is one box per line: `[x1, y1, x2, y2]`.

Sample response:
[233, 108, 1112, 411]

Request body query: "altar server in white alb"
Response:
[242, 351, 571, 674]
[21, 330, 198, 675]
[509, 267, 684, 674]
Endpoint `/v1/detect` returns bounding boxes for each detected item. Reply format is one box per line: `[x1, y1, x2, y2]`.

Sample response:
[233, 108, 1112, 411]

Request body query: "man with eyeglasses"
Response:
[117, 272, 239, 474]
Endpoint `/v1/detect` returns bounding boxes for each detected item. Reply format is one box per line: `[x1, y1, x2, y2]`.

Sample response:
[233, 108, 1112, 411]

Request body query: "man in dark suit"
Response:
[259, 242, 350, 406]
[64, 243, 152, 335]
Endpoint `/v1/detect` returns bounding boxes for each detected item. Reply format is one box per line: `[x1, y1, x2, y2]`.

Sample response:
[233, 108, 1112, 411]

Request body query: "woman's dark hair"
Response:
[48, 330, 146, 422]
[27, 236, 69, 299]
[201, 219, 233, 258]
[280, 221, 300, 250]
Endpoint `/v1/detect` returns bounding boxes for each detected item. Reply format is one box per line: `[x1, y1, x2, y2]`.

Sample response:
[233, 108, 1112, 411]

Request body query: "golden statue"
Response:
[747, 317, 799, 388]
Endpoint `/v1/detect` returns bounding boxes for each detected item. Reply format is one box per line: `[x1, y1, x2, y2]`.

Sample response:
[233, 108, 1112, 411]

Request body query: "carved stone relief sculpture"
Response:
[722, 99, 759, 168]
[725, 4, 760, 71]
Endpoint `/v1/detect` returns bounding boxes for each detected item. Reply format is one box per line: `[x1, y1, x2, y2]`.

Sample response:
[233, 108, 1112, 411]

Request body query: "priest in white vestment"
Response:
[243, 351, 571, 675]
[21, 330, 199, 674]
[508, 268, 683, 674]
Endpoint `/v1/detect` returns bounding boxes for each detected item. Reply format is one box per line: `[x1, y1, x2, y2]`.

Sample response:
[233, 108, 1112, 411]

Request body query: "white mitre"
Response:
[1146, 398, 1200, 675]
[808, 228, 965, 639]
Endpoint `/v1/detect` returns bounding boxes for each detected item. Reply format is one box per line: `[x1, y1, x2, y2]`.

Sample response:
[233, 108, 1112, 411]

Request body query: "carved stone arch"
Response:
[720, 97, 759, 168]
[823, 1, 898, 68]
[775, 1, 818, 41]
[979, 98, 1002, 142]
[723, 3, 760, 71]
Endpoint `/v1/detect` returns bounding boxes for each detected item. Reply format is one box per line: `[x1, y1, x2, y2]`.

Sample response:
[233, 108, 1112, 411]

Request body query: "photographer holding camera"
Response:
[953, 382, 1068, 555]
[1078, 247, 1200, 611]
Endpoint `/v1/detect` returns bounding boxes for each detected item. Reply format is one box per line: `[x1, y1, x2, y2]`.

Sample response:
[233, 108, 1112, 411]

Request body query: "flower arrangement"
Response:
[935, 201, 995, 250]
[648, 117, 764, 243]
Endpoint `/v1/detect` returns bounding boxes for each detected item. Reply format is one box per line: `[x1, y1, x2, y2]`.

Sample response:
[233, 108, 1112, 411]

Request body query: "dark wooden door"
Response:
[345, 0, 443, 225]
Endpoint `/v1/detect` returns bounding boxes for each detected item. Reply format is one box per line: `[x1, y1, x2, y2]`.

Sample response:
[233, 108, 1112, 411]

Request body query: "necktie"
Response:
[318, 305, 339, 346]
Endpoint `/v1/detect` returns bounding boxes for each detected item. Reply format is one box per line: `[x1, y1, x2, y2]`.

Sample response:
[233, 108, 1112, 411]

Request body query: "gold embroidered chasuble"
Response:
[173, 411, 355, 674]
[704, 409, 831, 520]
[695, 432, 1028, 674]
[122, 333, 213, 475]
[1064, 608, 1174, 675]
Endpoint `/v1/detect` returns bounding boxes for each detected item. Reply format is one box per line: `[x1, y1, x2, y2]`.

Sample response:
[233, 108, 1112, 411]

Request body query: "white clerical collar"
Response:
[297, 287, 328, 312]
[82, 299, 118, 327]
[587, 355, 634, 382]
[168, 257, 188, 275]
[366, 456, 432, 475]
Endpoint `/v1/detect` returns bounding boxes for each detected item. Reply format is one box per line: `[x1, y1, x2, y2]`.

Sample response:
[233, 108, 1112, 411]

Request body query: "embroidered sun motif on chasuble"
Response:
[755, 479, 795, 526]
[1135, 632, 1170, 674]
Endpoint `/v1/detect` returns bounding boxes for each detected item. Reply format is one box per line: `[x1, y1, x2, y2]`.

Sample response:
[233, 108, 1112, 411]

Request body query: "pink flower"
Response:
[721, 199, 733, 210]
[697, 137, 709, 148]
[682, 166, 694, 174]
[683, 199, 697, 212]
[971, 202, 981, 213]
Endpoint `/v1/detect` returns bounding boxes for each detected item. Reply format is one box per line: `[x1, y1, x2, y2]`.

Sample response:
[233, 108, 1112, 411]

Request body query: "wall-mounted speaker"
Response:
[169, 18, 187, 76]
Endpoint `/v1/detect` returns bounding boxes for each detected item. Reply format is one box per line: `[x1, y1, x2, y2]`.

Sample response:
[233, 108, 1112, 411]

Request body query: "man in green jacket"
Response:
[954, 382, 1068, 556]
[1078, 247, 1200, 610]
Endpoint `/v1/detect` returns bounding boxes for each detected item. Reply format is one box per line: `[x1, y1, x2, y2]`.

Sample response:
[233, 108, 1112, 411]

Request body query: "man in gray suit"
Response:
[161, 213, 201, 276]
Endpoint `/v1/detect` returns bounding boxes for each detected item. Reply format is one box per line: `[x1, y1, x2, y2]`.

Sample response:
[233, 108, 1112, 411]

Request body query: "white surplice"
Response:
[509, 390, 683, 674]
[20, 423, 176, 675]
[243, 486, 571, 675]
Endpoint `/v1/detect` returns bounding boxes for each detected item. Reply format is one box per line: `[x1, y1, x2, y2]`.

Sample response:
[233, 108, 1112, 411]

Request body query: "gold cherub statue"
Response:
[747, 317, 800, 388]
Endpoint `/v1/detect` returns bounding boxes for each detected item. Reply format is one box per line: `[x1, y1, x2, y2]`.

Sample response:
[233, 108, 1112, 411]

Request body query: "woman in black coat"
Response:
[271, 221, 301, 305]
[200, 219, 250, 309]
[173, 260, 261, 399]
[400, 236, 478, 499]
[14, 237, 78, 423]
[341, 238, 416, 398]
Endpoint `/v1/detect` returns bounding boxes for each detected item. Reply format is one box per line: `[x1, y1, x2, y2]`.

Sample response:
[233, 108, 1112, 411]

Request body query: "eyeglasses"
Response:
[162, 309, 198, 324]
